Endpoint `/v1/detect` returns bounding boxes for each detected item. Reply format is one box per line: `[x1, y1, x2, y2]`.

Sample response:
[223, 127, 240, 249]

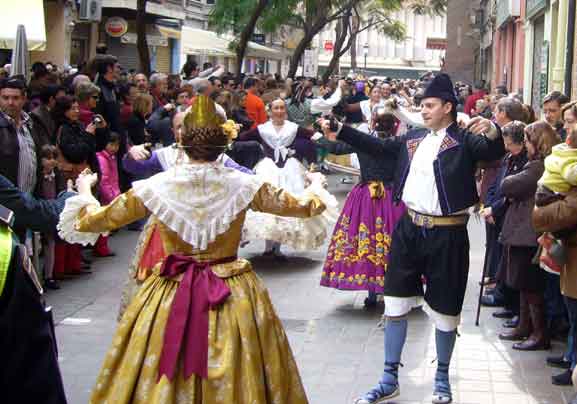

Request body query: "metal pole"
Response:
[564, 0, 576, 97]
[364, 54, 367, 72]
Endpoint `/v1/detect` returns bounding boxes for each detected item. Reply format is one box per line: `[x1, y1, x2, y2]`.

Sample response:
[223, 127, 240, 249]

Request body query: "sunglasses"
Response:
[91, 95, 100, 100]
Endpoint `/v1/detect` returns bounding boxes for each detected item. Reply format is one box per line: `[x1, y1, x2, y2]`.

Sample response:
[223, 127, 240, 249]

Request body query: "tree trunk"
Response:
[287, 0, 360, 79]
[349, 31, 358, 72]
[235, 0, 269, 78]
[136, 0, 151, 77]
[322, 17, 349, 82]
[351, 17, 360, 71]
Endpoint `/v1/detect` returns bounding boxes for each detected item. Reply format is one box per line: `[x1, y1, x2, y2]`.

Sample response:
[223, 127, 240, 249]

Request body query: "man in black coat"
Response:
[321, 74, 505, 404]
[0, 174, 71, 403]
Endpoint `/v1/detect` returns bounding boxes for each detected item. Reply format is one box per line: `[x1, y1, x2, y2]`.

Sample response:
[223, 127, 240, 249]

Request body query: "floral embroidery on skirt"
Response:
[321, 183, 405, 293]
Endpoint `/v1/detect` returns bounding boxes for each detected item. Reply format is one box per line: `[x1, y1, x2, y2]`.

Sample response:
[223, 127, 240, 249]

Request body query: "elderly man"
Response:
[193, 79, 228, 119]
[149, 73, 168, 110]
[126, 107, 256, 176]
[134, 73, 149, 94]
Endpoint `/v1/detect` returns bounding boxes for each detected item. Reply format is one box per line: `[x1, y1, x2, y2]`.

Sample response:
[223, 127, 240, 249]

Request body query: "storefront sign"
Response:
[496, 0, 520, 28]
[121, 33, 168, 47]
[426, 37, 447, 50]
[105, 17, 128, 38]
[324, 40, 334, 51]
[526, 0, 548, 19]
[303, 49, 317, 77]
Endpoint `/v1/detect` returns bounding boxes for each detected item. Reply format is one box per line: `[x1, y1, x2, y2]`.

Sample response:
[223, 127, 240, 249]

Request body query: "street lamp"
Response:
[363, 43, 369, 73]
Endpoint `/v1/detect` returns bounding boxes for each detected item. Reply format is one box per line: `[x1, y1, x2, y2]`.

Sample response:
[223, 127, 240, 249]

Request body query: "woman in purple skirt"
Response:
[319, 110, 406, 307]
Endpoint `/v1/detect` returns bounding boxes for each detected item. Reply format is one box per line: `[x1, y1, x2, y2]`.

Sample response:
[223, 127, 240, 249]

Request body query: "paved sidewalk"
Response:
[46, 177, 575, 404]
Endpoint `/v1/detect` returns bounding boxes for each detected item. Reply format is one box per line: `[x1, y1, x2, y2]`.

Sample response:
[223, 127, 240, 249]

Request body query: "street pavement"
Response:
[46, 175, 576, 404]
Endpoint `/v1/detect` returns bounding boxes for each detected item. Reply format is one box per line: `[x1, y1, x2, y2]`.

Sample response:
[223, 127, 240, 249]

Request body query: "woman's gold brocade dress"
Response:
[75, 183, 324, 404]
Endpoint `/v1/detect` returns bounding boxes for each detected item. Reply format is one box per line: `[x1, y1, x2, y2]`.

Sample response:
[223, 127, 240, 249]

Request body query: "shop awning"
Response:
[246, 41, 282, 60]
[0, 0, 46, 51]
[157, 24, 181, 40]
[181, 27, 235, 57]
[181, 27, 282, 60]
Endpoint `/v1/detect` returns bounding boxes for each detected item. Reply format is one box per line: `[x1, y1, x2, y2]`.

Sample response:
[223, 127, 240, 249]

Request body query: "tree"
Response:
[349, 16, 359, 71]
[321, 1, 407, 81]
[210, 0, 298, 78]
[321, 7, 354, 82]
[136, 0, 151, 76]
[287, 0, 447, 79]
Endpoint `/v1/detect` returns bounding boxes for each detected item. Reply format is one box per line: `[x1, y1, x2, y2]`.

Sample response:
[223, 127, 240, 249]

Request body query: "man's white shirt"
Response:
[402, 127, 447, 216]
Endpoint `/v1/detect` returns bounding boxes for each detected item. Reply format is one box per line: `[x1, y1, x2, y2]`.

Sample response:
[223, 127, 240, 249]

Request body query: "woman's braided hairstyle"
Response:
[180, 126, 228, 161]
[179, 95, 229, 162]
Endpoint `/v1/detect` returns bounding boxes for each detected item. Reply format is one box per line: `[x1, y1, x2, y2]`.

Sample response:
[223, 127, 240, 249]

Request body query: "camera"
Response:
[92, 116, 103, 126]
[312, 116, 341, 133]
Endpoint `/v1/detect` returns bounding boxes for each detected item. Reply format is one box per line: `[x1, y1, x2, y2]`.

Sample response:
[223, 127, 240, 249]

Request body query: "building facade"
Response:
[444, 0, 480, 84]
[493, 0, 525, 95]
[315, 8, 446, 79]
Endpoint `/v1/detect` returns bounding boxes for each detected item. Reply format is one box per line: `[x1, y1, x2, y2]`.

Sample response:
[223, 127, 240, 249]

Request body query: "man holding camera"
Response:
[321, 74, 505, 404]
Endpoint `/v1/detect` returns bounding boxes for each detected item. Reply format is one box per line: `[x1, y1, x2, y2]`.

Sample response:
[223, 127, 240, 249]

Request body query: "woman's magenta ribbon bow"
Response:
[157, 254, 233, 382]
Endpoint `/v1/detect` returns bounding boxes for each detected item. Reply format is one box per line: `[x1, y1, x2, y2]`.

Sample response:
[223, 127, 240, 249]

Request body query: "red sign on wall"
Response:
[324, 41, 334, 51]
[426, 37, 447, 50]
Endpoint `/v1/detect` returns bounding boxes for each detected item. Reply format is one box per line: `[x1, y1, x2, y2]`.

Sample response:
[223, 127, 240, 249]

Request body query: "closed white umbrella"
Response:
[11, 24, 30, 81]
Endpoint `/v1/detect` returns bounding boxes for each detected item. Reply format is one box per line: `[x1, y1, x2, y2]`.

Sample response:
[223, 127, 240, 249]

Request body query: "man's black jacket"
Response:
[337, 122, 506, 215]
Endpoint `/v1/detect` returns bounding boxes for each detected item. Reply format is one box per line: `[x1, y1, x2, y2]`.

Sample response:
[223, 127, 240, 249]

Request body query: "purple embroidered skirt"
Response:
[321, 182, 406, 293]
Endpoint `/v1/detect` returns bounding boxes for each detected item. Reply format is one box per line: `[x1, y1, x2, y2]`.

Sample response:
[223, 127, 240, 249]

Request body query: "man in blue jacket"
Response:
[321, 74, 505, 404]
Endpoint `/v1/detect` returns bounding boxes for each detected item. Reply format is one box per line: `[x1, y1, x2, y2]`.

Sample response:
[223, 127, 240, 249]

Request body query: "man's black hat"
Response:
[423, 73, 458, 105]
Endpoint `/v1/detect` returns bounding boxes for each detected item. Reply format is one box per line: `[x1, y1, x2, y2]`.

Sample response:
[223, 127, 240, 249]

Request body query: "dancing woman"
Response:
[318, 110, 406, 307]
[238, 98, 337, 259]
[58, 97, 329, 403]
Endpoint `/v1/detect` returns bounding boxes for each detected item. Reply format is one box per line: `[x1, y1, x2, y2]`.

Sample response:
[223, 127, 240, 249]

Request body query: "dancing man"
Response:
[321, 74, 505, 404]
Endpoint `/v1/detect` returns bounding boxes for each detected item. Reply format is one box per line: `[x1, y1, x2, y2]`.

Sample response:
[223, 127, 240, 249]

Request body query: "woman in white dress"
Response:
[359, 86, 385, 127]
[238, 99, 337, 259]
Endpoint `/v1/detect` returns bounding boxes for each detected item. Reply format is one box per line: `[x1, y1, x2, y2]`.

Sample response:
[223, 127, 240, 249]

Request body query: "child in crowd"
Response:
[93, 132, 121, 257]
[40, 145, 60, 289]
[536, 125, 577, 273]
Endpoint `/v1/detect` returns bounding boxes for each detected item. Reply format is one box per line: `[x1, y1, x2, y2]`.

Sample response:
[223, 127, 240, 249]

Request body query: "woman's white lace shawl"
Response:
[57, 193, 103, 246]
[132, 162, 264, 250]
[257, 120, 299, 163]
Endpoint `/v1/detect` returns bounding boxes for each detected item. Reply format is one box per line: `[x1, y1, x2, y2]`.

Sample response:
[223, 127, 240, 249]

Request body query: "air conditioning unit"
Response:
[79, 0, 102, 22]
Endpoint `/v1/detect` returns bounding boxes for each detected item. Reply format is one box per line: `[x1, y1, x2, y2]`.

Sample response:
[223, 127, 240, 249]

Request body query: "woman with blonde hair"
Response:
[126, 93, 154, 146]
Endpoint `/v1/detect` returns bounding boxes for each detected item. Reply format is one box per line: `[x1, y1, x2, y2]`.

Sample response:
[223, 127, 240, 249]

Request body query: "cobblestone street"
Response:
[46, 177, 575, 404]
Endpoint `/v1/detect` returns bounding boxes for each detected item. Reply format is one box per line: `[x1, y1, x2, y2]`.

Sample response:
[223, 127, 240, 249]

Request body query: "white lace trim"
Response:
[243, 179, 338, 250]
[57, 193, 104, 246]
[156, 146, 190, 170]
[132, 162, 264, 250]
[257, 120, 299, 163]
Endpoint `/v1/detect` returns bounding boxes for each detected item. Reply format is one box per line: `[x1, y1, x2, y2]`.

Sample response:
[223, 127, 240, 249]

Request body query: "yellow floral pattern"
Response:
[72, 184, 322, 404]
[321, 214, 392, 290]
